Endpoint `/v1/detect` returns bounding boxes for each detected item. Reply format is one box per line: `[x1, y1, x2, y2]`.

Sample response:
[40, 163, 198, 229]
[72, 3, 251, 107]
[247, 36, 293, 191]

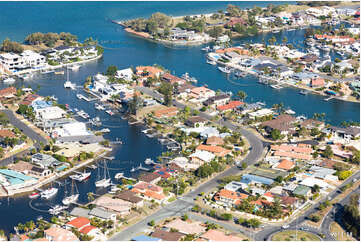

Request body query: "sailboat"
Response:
[64, 69, 76, 90]
[95, 160, 111, 188]
[62, 179, 79, 205]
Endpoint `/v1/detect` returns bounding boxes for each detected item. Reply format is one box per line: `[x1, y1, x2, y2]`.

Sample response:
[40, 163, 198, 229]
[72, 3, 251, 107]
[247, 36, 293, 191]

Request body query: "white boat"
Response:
[201, 46, 211, 52]
[41, 187, 58, 199]
[62, 194, 79, 205]
[48, 205, 67, 215]
[3, 77, 15, 83]
[76, 94, 83, 99]
[99, 128, 110, 133]
[114, 173, 124, 179]
[95, 103, 105, 110]
[67, 64, 80, 71]
[285, 109, 296, 115]
[64, 69, 76, 89]
[106, 110, 114, 116]
[49, 95, 58, 101]
[144, 158, 155, 165]
[95, 160, 111, 188]
[70, 172, 91, 182]
[212, 45, 221, 50]
[29, 192, 40, 199]
[41, 69, 54, 74]
[206, 59, 217, 65]
[19, 73, 33, 80]
[270, 84, 283, 89]
[88, 164, 97, 169]
[218, 66, 232, 74]
[54, 70, 64, 75]
[181, 72, 197, 83]
[130, 167, 136, 172]
[109, 185, 121, 194]
[272, 30, 280, 33]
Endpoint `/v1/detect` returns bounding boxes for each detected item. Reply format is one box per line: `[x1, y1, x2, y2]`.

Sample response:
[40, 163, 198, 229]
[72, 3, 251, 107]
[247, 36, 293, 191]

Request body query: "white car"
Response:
[282, 225, 290, 229]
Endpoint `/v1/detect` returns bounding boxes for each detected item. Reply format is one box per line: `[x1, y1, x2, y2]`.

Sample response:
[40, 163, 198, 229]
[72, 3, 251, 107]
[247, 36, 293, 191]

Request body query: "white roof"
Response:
[189, 150, 215, 163]
[0, 52, 20, 59]
[300, 177, 330, 189]
[53, 122, 90, 137]
[248, 108, 273, 118]
[116, 68, 133, 78]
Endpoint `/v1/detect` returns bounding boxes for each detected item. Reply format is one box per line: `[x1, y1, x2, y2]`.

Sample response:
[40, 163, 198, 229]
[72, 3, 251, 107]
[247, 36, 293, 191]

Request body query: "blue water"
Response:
[0, 1, 359, 234]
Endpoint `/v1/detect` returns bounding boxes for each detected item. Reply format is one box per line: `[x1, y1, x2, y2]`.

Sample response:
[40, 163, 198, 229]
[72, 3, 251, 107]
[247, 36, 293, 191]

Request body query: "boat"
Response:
[95, 160, 111, 188]
[114, 173, 124, 179]
[272, 30, 280, 33]
[206, 59, 217, 65]
[106, 110, 114, 116]
[109, 185, 121, 194]
[130, 167, 136, 172]
[299, 90, 309, 95]
[77, 110, 90, 119]
[285, 109, 296, 115]
[201, 46, 211, 52]
[48, 205, 67, 215]
[212, 45, 221, 50]
[95, 103, 105, 110]
[70, 171, 91, 182]
[234, 71, 247, 78]
[270, 84, 283, 89]
[181, 72, 197, 83]
[49, 95, 58, 101]
[88, 164, 97, 169]
[3, 77, 15, 83]
[62, 180, 79, 205]
[54, 70, 64, 75]
[144, 158, 155, 165]
[67, 64, 80, 71]
[29, 192, 40, 199]
[218, 66, 232, 74]
[64, 69, 76, 89]
[19, 73, 33, 80]
[99, 128, 110, 133]
[41, 187, 58, 199]
[41, 69, 54, 74]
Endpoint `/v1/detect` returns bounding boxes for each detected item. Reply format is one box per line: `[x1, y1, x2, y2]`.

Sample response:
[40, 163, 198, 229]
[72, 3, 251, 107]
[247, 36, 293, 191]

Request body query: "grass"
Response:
[272, 230, 320, 241]
[330, 222, 355, 241]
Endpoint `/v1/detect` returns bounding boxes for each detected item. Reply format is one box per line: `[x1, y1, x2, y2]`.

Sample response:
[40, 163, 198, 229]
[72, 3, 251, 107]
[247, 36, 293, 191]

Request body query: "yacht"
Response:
[54, 70, 64, 75]
[67, 64, 80, 71]
[206, 59, 217, 65]
[95, 160, 111, 188]
[218, 66, 232, 74]
[70, 172, 91, 182]
[62, 194, 79, 205]
[299, 90, 309, 95]
[99, 128, 110, 133]
[95, 103, 105, 110]
[272, 30, 280, 33]
[270, 84, 283, 89]
[41, 187, 58, 199]
[41, 69, 54, 74]
[318, 45, 330, 52]
[144, 158, 155, 165]
[3, 77, 15, 83]
[29, 192, 40, 199]
[19, 73, 33, 80]
[212, 45, 221, 50]
[181, 72, 197, 83]
[114, 173, 124, 179]
[285, 109, 296, 115]
[48, 205, 67, 215]
[201, 46, 211, 52]
[64, 69, 76, 89]
[234, 71, 247, 78]
[109, 185, 121, 194]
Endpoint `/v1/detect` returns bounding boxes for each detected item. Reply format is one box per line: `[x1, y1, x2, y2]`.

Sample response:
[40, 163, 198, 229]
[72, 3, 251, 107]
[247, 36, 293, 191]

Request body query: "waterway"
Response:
[0, 1, 359, 234]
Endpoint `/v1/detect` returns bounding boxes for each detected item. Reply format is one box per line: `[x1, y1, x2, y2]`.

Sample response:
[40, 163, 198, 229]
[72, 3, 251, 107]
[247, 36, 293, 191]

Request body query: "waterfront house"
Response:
[217, 100, 243, 112]
[35, 106, 67, 121]
[89, 207, 117, 221]
[189, 86, 215, 102]
[164, 218, 206, 235]
[203, 94, 230, 107]
[248, 108, 274, 120]
[189, 150, 215, 166]
[0, 87, 16, 99]
[31, 153, 61, 168]
[262, 114, 297, 136]
[169, 157, 199, 171]
[151, 229, 185, 241]
[115, 190, 144, 208]
[29, 166, 52, 177]
[66, 217, 91, 231]
[115, 68, 134, 81]
[175, 83, 196, 99]
[161, 73, 186, 85]
[238, 102, 264, 114]
[196, 144, 231, 157]
[310, 78, 325, 88]
[185, 116, 208, 128]
[153, 106, 178, 118]
[20, 93, 43, 106]
[7, 161, 35, 175]
[301, 119, 325, 130]
[139, 172, 162, 184]
[327, 126, 360, 141]
[225, 17, 246, 28]
[21, 50, 46, 68]
[0, 169, 38, 194]
[44, 226, 79, 241]
[136, 66, 164, 79]
[0, 53, 25, 72]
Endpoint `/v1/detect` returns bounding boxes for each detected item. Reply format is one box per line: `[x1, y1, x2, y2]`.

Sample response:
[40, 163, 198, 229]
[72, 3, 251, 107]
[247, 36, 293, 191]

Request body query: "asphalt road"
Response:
[0, 109, 48, 166]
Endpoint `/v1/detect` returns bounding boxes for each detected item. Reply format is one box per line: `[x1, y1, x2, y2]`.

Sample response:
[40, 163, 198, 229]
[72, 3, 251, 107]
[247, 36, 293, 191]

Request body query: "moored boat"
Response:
[41, 187, 58, 199]
[29, 192, 40, 199]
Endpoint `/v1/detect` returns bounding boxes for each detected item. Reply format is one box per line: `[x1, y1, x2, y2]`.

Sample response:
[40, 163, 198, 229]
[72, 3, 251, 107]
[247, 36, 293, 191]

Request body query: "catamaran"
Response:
[64, 69, 76, 89]
[95, 160, 111, 188]
[62, 180, 79, 205]
[41, 187, 58, 199]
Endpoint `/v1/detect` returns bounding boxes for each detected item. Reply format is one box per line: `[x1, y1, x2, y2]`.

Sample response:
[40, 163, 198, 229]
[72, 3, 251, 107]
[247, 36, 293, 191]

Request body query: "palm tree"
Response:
[282, 36, 288, 45]
[237, 90, 247, 101]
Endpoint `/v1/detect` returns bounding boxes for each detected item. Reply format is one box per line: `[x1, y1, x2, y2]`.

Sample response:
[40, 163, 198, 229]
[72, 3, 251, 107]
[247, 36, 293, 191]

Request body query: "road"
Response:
[0, 109, 48, 166]
[110, 87, 265, 240]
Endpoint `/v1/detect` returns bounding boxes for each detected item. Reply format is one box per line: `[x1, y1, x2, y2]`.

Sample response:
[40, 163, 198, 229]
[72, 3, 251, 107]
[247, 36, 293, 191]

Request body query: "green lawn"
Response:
[272, 230, 320, 241]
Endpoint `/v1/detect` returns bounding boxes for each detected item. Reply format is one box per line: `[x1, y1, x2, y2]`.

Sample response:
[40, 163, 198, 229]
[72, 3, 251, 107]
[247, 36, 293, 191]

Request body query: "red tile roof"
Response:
[217, 101, 244, 111]
[0, 87, 16, 97]
[66, 217, 90, 229]
[276, 159, 295, 170]
[79, 225, 97, 235]
[0, 129, 16, 138]
[196, 144, 231, 157]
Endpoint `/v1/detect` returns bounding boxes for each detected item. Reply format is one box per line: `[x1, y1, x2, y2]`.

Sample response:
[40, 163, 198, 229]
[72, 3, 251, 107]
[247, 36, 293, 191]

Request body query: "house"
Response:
[175, 83, 197, 98]
[0, 169, 38, 193]
[132, 181, 166, 201]
[275, 159, 295, 171]
[189, 86, 215, 100]
[240, 174, 274, 186]
[224, 181, 243, 192]
[185, 116, 208, 128]
[206, 136, 224, 146]
[89, 207, 117, 221]
[7, 161, 35, 175]
[301, 119, 324, 129]
[92, 196, 132, 215]
[262, 114, 297, 135]
[35, 106, 67, 121]
[271, 144, 313, 160]
[280, 196, 299, 209]
[115, 68, 133, 81]
[238, 102, 264, 114]
[225, 17, 246, 27]
[0, 129, 15, 138]
[161, 73, 186, 85]
[248, 108, 273, 119]
[115, 190, 144, 207]
[196, 144, 231, 157]
[139, 172, 161, 184]
[21, 50, 46, 68]
[29, 166, 52, 177]
[310, 78, 325, 88]
[31, 153, 61, 169]
[293, 185, 312, 197]
[200, 229, 244, 241]
[44, 226, 79, 241]
[217, 101, 244, 112]
[0, 53, 25, 72]
[151, 229, 185, 241]
[164, 219, 206, 235]
[136, 66, 163, 79]
[189, 150, 215, 165]
[169, 157, 199, 171]
[20, 93, 42, 106]
[153, 106, 178, 118]
[79, 226, 104, 240]
[328, 126, 360, 140]
[214, 189, 248, 207]
[65, 217, 90, 231]
[0, 87, 16, 98]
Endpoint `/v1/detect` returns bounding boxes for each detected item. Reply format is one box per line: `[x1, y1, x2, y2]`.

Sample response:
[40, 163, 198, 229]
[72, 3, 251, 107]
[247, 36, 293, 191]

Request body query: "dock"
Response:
[77, 94, 97, 102]
[324, 96, 334, 101]
[104, 156, 115, 160]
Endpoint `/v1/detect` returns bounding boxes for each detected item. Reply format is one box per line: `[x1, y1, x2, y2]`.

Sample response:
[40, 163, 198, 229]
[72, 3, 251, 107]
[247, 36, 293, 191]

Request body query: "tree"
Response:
[106, 65, 117, 76]
[220, 213, 232, 221]
[148, 220, 155, 226]
[309, 214, 320, 222]
[310, 128, 320, 136]
[1, 38, 24, 53]
[270, 129, 282, 140]
[275, 176, 283, 183]
[226, 4, 241, 17]
[268, 36, 277, 45]
[207, 26, 223, 38]
[181, 214, 188, 221]
[237, 90, 247, 101]
[158, 82, 173, 106]
[322, 145, 333, 158]
[241, 162, 247, 170]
